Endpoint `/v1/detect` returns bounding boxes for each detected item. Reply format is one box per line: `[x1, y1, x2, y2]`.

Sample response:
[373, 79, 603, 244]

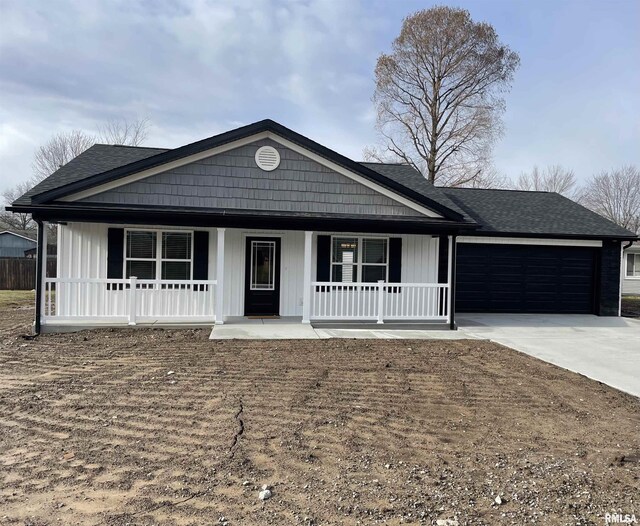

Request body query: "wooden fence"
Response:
[0, 258, 57, 290]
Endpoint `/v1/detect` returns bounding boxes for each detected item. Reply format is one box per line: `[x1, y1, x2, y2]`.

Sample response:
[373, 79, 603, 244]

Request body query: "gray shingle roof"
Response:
[442, 187, 636, 238]
[13, 145, 168, 206]
[11, 143, 635, 239]
[359, 162, 470, 220]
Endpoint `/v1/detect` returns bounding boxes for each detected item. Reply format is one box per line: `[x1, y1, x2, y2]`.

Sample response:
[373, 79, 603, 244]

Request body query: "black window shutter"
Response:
[388, 238, 402, 283]
[317, 235, 331, 281]
[193, 231, 209, 280]
[107, 228, 124, 279]
[387, 237, 402, 292]
[437, 235, 449, 283]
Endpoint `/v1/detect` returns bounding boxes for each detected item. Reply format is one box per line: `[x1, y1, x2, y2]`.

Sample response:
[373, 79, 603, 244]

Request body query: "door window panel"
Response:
[251, 241, 276, 290]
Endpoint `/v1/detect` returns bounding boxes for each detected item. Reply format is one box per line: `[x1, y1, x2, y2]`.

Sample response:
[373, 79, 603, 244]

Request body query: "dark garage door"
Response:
[456, 243, 597, 314]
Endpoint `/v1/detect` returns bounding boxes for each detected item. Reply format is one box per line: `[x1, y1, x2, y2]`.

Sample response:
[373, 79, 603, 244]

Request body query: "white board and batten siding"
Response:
[57, 223, 440, 319]
[58, 222, 218, 280]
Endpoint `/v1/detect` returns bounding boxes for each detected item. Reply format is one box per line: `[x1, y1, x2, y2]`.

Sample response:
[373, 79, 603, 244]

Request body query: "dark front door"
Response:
[244, 237, 281, 316]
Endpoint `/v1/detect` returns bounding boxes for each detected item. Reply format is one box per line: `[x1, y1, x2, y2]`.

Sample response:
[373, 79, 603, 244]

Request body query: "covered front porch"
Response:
[36, 221, 458, 332]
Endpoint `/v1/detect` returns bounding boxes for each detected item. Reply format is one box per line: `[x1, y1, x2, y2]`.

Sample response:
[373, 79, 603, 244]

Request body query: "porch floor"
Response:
[210, 317, 466, 340]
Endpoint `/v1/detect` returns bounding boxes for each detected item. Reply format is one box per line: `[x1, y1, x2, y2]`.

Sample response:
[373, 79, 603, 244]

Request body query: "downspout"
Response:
[34, 219, 44, 335]
[449, 235, 458, 330]
[620, 240, 636, 316]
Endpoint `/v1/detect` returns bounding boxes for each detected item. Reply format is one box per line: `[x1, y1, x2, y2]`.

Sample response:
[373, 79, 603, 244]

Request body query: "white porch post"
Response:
[215, 227, 226, 325]
[128, 276, 137, 325]
[302, 230, 313, 324]
[377, 280, 385, 324]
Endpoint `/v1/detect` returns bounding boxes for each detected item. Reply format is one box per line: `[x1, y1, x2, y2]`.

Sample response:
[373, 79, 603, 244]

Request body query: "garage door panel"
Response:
[456, 243, 596, 314]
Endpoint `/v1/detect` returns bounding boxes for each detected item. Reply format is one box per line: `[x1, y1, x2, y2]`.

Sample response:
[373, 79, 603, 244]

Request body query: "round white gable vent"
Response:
[255, 145, 280, 171]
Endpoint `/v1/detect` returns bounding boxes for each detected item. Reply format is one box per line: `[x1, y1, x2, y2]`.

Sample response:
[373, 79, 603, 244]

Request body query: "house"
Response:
[0, 230, 37, 258]
[7, 120, 637, 333]
[623, 241, 640, 295]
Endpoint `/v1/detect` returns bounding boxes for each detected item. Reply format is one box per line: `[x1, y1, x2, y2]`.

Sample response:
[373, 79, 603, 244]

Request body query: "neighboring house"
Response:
[7, 120, 637, 333]
[0, 230, 37, 258]
[623, 241, 640, 295]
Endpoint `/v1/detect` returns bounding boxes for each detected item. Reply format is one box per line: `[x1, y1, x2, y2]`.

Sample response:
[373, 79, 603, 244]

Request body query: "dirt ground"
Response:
[0, 295, 638, 526]
[622, 296, 640, 318]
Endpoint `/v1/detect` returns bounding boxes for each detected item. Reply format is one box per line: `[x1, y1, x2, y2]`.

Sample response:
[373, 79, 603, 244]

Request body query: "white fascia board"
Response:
[59, 131, 442, 218]
[457, 236, 603, 248]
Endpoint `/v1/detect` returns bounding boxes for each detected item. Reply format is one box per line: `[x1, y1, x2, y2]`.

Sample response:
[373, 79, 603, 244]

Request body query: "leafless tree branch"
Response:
[580, 165, 640, 234]
[98, 117, 150, 146]
[370, 6, 519, 187]
[515, 165, 578, 198]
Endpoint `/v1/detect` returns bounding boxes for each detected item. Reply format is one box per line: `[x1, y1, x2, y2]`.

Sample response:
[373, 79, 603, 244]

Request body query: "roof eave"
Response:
[466, 229, 638, 242]
[9, 203, 478, 235]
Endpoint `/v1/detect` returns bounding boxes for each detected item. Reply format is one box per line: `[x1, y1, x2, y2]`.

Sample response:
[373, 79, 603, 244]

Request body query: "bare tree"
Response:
[1, 182, 34, 230]
[32, 130, 95, 182]
[370, 6, 519, 187]
[5, 117, 151, 234]
[461, 165, 512, 189]
[580, 165, 640, 234]
[98, 117, 149, 146]
[515, 165, 578, 197]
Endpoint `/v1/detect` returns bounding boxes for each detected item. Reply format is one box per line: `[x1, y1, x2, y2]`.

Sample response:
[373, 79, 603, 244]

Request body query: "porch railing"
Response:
[43, 277, 217, 325]
[310, 281, 449, 323]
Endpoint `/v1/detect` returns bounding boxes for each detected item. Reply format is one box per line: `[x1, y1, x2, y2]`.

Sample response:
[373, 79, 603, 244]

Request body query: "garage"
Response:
[456, 243, 598, 314]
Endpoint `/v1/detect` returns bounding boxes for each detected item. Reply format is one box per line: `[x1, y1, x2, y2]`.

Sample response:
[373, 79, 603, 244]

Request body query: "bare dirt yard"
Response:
[1, 293, 638, 525]
[622, 295, 640, 319]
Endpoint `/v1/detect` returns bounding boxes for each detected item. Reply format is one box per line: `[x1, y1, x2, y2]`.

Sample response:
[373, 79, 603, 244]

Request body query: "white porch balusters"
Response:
[302, 230, 313, 323]
[215, 227, 226, 325]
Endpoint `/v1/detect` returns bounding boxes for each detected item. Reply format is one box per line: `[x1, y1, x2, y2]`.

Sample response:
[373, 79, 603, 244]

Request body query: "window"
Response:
[125, 230, 192, 280]
[126, 231, 157, 279]
[331, 237, 388, 283]
[627, 253, 640, 278]
[250, 240, 276, 290]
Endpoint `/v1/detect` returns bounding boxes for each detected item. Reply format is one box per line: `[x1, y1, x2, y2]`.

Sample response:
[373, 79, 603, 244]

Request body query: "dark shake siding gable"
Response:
[78, 139, 427, 218]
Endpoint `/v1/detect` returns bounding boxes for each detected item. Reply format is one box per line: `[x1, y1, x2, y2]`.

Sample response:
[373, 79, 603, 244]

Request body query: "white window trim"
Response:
[330, 235, 389, 283]
[124, 228, 194, 281]
[626, 252, 640, 279]
[249, 239, 276, 291]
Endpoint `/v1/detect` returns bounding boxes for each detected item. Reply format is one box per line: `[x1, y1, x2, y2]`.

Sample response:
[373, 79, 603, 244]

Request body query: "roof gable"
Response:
[18, 120, 465, 221]
[0, 230, 37, 242]
[75, 138, 430, 218]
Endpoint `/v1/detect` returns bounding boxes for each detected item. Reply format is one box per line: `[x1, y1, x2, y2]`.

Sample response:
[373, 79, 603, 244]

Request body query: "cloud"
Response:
[0, 0, 638, 195]
[0, 0, 386, 191]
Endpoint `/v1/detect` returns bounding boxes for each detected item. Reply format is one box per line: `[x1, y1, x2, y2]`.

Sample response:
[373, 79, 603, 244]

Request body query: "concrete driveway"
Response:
[457, 314, 640, 398]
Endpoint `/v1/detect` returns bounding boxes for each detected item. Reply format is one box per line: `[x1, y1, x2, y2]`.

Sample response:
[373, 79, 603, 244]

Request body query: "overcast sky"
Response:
[1, 0, 638, 194]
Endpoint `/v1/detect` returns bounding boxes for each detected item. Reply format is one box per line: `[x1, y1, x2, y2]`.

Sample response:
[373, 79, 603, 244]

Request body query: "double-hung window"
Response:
[627, 253, 640, 278]
[331, 237, 388, 283]
[125, 230, 193, 280]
